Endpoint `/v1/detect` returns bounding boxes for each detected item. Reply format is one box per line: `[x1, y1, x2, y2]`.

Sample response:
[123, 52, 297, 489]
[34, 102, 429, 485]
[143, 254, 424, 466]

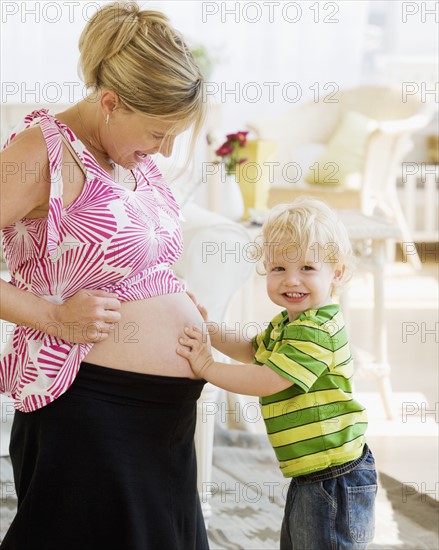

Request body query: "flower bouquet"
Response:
[214, 131, 249, 176]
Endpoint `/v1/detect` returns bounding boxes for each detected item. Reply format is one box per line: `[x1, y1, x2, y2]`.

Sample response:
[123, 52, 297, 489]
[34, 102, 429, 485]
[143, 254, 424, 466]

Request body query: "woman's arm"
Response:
[177, 325, 293, 396]
[0, 128, 121, 343]
[0, 279, 121, 343]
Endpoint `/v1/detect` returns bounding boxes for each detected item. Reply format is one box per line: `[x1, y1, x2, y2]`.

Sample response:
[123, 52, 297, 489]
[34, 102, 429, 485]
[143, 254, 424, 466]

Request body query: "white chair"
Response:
[248, 86, 436, 268]
[173, 202, 255, 525]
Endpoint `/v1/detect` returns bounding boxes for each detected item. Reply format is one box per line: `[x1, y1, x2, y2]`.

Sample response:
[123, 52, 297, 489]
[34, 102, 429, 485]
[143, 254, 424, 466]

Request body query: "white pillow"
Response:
[305, 111, 378, 189]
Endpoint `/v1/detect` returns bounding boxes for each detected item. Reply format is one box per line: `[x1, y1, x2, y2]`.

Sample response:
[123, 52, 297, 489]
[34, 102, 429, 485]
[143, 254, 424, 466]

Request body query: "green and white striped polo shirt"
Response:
[253, 304, 367, 478]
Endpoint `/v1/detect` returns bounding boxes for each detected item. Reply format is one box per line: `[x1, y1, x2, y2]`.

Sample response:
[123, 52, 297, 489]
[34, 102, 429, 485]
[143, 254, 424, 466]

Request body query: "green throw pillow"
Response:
[305, 111, 378, 189]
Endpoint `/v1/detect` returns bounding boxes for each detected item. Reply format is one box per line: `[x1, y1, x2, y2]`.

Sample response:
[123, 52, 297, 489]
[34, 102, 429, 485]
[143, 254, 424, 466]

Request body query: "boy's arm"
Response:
[177, 325, 293, 397]
[205, 321, 255, 363]
[187, 297, 255, 363]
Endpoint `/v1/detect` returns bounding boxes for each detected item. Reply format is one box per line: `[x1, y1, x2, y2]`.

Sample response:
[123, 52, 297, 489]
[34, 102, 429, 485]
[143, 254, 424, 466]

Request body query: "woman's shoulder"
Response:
[3, 124, 48, 164]
[1, 125, 51, 228]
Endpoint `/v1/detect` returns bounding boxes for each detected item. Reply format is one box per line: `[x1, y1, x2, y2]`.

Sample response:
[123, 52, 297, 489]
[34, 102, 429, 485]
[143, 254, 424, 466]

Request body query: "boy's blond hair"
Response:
[257, 197, 354, 287]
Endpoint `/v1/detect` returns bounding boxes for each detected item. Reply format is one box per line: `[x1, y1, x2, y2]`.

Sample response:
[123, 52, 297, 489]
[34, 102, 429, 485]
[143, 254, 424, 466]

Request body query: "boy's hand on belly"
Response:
[177, 326, 214, 379]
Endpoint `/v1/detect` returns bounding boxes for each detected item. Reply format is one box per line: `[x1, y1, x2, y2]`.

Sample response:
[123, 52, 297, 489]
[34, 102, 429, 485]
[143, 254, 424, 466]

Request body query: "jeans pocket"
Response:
[319, 478, 337, 507]
[347, 484, 377, 543]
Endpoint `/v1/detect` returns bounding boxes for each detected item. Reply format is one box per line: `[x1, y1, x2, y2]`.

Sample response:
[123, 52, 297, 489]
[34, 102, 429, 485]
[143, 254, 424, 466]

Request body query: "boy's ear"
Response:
[332, 265, 346, 285]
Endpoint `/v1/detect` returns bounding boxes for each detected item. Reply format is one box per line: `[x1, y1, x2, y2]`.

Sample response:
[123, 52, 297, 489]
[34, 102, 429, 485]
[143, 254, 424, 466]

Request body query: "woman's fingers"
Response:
[105, 311, 122, 324]
[186, 291, 197, 304]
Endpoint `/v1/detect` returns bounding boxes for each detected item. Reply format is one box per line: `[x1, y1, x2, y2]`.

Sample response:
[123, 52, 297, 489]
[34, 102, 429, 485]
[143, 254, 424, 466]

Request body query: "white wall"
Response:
[1, 1, 437, 174]
[1, 1, 370, 126]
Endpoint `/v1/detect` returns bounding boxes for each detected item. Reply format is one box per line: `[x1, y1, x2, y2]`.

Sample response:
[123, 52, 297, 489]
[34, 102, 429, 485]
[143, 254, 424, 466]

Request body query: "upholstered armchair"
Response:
[247, 86, 435, 267]
[173, 202, 255, 524]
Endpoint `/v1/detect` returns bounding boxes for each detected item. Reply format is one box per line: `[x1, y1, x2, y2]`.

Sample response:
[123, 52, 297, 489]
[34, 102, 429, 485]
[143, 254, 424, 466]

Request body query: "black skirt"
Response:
[1, 361, 210, 550]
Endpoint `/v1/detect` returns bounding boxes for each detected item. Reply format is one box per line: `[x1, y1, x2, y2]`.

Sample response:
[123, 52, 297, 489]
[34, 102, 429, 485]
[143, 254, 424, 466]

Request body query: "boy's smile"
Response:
[265, 244, 344, 320]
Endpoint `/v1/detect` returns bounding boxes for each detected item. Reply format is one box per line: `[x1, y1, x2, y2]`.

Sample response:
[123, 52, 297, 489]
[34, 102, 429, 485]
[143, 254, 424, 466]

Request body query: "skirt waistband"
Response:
[64, 361, 206, 407]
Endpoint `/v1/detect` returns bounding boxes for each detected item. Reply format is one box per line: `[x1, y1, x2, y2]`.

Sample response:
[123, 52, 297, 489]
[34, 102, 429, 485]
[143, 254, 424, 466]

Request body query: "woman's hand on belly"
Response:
[54, 289, 121, 343]
[84, 292, 209, 378]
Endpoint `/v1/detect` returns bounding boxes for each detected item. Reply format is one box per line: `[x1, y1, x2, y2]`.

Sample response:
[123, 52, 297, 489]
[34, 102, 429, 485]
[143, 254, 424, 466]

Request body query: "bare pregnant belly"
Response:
[84, 292, 206, 378]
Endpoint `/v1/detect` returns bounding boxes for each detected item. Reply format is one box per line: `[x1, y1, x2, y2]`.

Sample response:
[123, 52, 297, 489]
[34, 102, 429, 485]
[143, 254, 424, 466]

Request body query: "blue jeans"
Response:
[280, 444, 377, 550]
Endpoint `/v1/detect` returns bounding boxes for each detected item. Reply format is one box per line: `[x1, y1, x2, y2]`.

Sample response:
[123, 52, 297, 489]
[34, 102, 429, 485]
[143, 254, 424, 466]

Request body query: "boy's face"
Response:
[264, 242, 344, 321]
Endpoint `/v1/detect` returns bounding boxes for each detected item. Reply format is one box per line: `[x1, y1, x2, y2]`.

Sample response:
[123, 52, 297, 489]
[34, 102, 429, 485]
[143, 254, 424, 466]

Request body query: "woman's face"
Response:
[101, 106, 188, 169]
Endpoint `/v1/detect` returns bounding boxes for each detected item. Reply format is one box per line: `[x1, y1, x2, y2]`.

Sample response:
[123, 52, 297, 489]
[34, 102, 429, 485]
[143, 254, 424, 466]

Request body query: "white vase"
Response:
[218, 173, 244, 222]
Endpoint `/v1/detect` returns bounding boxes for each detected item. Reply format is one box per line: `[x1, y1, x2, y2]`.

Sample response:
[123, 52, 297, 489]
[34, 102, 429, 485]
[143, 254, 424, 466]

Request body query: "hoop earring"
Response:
[105, 114, 110, 125]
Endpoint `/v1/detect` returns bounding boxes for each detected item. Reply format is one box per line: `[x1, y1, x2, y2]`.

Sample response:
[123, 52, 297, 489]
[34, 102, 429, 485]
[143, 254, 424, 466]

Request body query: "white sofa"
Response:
[175, 202, 255, 524]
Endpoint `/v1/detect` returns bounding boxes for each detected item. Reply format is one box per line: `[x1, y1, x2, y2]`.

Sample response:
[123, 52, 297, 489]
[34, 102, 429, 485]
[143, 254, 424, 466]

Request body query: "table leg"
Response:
[372, 239, 395, 419]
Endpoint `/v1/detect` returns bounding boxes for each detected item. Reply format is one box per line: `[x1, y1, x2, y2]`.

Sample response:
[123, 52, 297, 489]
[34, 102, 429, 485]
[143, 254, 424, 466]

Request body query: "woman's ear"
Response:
[100, 89, 120, 117]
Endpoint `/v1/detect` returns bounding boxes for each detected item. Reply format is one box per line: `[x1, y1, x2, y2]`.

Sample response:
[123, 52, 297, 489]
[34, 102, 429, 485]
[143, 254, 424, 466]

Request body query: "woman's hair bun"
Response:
[79, 1, 141, 88]
[78, 0, 206, 165]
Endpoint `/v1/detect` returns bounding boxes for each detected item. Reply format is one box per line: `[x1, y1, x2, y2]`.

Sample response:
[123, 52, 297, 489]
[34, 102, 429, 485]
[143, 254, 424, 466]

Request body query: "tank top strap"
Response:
[37, 110, 68, 259]
[5, 109, 65, 259]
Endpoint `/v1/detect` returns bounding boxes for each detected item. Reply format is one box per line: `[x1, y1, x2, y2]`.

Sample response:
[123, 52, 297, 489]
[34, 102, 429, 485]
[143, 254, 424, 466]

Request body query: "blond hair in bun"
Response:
[79, 1, 206, 144]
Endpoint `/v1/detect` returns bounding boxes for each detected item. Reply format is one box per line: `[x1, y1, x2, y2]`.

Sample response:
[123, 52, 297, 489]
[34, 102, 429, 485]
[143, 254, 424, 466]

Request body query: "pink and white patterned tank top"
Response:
[0, 109, 186, 412]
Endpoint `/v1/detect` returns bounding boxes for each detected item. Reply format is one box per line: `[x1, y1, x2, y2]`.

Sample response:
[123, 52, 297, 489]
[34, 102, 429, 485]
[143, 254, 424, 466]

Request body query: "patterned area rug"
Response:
[207, 429, 439, 550]
[1, 433, 438, 549]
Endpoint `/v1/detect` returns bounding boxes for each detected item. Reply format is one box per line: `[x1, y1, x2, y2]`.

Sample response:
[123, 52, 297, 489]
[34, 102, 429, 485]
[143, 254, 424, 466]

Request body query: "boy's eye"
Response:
[272, 266, 285, 272]
[302, 265, 314, 271]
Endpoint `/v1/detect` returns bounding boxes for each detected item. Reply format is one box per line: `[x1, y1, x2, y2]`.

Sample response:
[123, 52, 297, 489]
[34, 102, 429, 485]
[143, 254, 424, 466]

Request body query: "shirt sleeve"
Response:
[264, 322, 334, 393]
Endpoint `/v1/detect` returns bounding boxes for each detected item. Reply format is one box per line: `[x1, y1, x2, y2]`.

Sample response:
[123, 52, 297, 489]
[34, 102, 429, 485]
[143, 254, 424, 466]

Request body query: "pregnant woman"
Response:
[0, 2, 209, 549]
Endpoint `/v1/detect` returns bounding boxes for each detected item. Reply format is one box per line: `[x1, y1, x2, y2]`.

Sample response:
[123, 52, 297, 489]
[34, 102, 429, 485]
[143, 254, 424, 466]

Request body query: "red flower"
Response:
[215, 144, 234, 157]
[236, 131, 249, 144]
[215, 130, 249, 175]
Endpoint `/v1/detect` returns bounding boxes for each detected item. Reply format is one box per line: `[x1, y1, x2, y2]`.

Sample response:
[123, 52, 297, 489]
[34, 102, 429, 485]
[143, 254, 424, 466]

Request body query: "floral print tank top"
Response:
[0, 109, 186, 412]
